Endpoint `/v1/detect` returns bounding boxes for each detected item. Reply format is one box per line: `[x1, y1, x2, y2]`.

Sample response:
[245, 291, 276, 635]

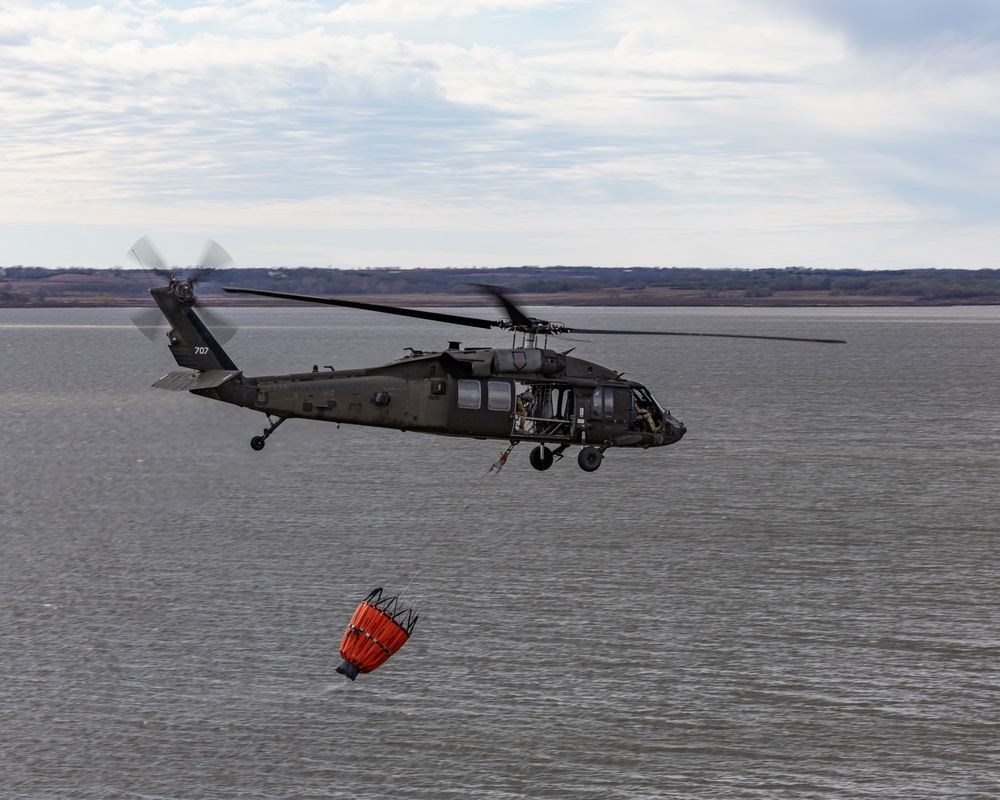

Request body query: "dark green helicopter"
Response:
[133, 238, 845, 472]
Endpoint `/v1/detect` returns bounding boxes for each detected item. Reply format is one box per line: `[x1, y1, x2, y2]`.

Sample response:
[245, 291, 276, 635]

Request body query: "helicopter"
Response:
[134, 239, 846, 472]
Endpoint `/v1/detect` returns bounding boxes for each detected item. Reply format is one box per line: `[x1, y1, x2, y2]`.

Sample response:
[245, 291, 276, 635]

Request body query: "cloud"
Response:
[3, 0, 1000, 269]
[605, 0, 844, 76]
[767, 0, 1000, 49]
[322, 0, 573, 25]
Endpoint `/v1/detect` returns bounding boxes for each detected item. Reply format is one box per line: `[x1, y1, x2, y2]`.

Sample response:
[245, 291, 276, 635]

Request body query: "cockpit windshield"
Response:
[630, 385, 666, 433]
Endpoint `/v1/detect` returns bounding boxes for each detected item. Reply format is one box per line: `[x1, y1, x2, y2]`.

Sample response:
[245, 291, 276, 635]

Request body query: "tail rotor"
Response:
[129, 236, 238, 345]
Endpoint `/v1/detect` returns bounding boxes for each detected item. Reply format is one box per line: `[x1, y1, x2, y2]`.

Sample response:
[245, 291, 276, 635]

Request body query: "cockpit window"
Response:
[630, 386, 663, 432]
[592, 386, 614, 419]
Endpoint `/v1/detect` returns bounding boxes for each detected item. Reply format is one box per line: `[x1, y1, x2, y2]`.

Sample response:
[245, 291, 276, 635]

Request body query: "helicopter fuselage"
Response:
[194, 345, 686, 454]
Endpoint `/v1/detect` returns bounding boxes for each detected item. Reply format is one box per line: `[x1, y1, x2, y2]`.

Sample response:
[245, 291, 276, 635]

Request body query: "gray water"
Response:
[1, 305, 998, 799]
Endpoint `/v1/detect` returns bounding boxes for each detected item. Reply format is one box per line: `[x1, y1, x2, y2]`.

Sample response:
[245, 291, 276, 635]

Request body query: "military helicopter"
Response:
[134, 239, 845, 472]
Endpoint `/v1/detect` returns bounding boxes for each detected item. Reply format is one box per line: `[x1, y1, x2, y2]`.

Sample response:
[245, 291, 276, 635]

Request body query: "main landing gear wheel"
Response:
[577, 446, 603, 472]
[529, 445, 555, 471]
[250, 436, 266, 451]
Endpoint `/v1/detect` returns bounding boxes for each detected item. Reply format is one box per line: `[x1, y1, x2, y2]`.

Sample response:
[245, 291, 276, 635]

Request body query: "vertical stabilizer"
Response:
[150, 280, 237, 372]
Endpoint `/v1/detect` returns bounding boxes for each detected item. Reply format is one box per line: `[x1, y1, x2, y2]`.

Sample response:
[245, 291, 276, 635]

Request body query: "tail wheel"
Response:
[251, 436, 266, 451]
[577, 446, 603, 472]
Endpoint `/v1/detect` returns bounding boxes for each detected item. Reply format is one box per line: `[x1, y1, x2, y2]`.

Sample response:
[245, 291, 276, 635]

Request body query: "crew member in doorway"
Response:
[515, 389, 532, 433]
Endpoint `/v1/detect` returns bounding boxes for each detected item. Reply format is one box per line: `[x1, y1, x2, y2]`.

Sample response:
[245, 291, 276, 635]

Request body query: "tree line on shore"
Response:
[3, 264, 1000, 306]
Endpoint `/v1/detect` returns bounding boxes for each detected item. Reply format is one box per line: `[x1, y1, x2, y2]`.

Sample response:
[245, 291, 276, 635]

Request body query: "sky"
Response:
[3, 0, 1000, 270]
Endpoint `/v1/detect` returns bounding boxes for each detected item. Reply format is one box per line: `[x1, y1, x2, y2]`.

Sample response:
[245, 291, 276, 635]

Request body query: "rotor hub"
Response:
[172, 280, 196, 303]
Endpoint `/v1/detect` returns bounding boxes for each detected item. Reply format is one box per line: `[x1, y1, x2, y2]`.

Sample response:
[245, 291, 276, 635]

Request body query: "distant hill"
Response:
[3, 264, 1000, 307]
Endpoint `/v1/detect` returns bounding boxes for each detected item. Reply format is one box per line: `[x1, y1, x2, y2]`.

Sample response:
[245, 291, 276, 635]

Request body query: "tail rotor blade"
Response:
[131, 303, 237, 344]
[181, 240, 233, 287]
[197, 306, 238, 345]
[128, 235, 170, 274]
[130, 307, 166, 340]
[196, 239, 234, 273]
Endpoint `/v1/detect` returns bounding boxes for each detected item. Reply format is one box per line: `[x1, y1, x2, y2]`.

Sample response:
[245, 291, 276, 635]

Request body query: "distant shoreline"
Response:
[3, 288, 999, 309]
[3, 265, 1000, 308]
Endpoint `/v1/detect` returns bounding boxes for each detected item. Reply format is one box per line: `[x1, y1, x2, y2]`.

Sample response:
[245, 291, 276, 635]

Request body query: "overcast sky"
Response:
[4, 0, 1000, 270]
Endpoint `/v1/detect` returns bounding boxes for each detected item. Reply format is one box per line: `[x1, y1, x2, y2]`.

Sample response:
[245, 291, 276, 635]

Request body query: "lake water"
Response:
[1, 304, 998, 799]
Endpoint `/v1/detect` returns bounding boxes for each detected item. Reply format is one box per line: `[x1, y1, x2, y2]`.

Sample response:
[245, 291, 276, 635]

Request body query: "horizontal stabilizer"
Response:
[153, 370, 241, 392]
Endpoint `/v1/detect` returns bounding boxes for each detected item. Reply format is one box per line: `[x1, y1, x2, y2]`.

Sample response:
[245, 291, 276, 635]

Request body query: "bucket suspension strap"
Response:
[490, 442, 518, 475]
[462, 442, 519, 507]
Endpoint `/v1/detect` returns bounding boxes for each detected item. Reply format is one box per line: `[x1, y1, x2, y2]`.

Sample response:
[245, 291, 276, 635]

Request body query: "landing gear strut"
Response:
[529, 445, 554, 471]
[250, 415, 287, 451]
[528, 443, 568, 471]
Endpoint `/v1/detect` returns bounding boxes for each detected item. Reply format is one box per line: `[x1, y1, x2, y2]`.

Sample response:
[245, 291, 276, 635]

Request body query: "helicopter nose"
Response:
[663, 414, 686, 444]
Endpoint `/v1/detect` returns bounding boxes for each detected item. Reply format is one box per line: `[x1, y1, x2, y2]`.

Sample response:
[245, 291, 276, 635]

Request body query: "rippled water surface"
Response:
[2, 305, 998, 798]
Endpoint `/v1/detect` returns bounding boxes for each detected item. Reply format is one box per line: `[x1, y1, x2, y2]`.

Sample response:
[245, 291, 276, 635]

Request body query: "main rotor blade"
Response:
[222, 287, 498, 330]
[567, 326, 846, 344]
[471, 284, 535, 329]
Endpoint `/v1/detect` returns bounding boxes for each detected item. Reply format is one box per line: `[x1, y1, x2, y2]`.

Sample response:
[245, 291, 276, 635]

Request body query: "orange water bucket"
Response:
[336, 587, 418, 680]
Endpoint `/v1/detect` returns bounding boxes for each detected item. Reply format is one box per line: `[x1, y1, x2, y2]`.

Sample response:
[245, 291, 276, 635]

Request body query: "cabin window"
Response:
[487, 380, 511, 412]
[457, 379, 481, 409]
